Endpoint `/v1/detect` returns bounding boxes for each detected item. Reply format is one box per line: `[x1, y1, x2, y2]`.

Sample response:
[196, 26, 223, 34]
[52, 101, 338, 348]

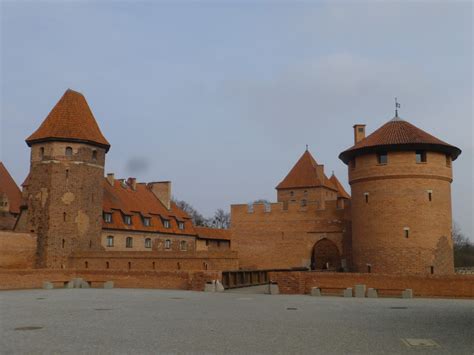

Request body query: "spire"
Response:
[26, 89, 110, 152]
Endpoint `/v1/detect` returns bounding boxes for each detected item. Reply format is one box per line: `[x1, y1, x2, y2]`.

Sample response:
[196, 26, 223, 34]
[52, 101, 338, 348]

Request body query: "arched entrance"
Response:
[311, 238, 341, 271]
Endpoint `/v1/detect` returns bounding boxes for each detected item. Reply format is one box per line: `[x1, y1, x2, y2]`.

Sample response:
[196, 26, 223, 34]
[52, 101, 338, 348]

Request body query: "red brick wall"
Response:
[269, 271, 474, 298]
[0, 269, 220, 291]
[0, 232, 37, 268]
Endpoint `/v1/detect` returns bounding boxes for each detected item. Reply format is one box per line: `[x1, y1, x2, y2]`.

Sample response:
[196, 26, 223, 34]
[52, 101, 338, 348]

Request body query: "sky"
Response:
[1, 1, 472, 240]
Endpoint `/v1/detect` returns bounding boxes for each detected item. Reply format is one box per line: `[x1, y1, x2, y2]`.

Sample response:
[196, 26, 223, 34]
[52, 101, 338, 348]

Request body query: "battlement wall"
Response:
[0, 231, 37, 269]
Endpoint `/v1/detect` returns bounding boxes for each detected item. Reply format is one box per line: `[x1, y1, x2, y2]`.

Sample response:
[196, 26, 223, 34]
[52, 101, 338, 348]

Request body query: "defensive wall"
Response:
[231, 200, 351, 270]
[268, 271, 474, 298]
[0, 231, 37, 269]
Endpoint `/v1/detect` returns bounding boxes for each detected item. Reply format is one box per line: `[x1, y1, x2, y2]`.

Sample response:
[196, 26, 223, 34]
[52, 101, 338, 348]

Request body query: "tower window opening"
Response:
[65, 169, 69, 180]
[128, 262, 131, 270]
[404, 227, 410, 238]
[427, 190, 433, 202]
[367, 264, 371, 273]
[177, 262, 181, 270]
[65, 147, 73, 157]
[430, 266, 434, 274]
[445, 154, 451, 167]
[63, 212, 66, 222]
[377, 152, 388, 164]
[152, 261, 156, 270]
[416, 150, 427, 163]
[89, 240, 92, 248]
[364, 192, 369, 204]
[92, 150, 97, 161]
[106, 261, 110, 269]
[62, 239, 65, 249]
[85, 261, 88, 269]
[40, 147, 45, 159]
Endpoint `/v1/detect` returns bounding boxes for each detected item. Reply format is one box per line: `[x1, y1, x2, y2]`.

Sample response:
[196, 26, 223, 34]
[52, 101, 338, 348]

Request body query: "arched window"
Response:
[165, 239, 171, 250]
[65, 147, 73, 156]
[145, 238, 152, 248]
[126, 237, 133, 248]
[92, 150, 97, 161]
[180, 241, 187, 251]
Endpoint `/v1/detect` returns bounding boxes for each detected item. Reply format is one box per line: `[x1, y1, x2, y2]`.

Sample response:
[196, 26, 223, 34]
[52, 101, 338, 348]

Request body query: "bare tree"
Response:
[208, 208, 231, 229]
[452, 222, 474, 267]
[172, 198, 209, 226]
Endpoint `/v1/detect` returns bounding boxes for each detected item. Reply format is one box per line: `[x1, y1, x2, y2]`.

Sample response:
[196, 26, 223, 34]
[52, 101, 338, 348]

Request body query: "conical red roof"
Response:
[339, 117, 461, 163]
[276, 150, 337, 190]
[26, 89, 110, 151]
[0, 162, 22, 214]
[329, 173, 350, 199]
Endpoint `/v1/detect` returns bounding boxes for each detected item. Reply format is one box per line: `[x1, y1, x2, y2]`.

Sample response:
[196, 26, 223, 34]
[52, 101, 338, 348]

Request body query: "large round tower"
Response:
[339, 115, 461, 275]
[25, 89, 110, 268]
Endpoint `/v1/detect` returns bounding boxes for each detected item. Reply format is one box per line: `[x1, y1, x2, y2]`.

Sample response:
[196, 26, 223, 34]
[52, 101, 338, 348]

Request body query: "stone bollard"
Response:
[215, 280, 225, 292]
[367, 288, 378, 298]
[354, 284, 366, 298]
[310, 287, 321, 297]
[42, 281, 53, 290]
[103, 281, 114, 289]
[343, 288, 353, 298]
[269, 282, 280, 295]
[402, 289, 413, 299]
[204, 281, 216, 292]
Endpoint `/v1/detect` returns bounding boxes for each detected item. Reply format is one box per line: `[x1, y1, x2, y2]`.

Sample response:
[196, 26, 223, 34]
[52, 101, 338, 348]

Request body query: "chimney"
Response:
[106, 173, 115, 186]
[148, 181, 171, 209]
[127, 177, 137, 191]
[353, 124, 366, 144]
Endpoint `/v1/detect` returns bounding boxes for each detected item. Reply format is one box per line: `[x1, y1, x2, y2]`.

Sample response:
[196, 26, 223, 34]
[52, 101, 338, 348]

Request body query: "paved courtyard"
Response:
[1, 288, 473, 354]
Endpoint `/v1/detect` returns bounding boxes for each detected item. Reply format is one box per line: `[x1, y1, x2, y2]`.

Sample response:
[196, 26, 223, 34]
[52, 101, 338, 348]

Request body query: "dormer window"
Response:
[178, 221, 185, 230]
[123, 215, 132, 225]
[65, 147, 73, 157]
[103, 213, 112, 223]
[377, 152, 388, 164]
[143, 217, 151, 227]
[415, 150, 427, 163]
[163, 219, 170, 228]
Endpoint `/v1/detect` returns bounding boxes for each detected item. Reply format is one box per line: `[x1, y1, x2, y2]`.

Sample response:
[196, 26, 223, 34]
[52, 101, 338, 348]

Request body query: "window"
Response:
[40, 147, 45, 159]
[178, 221, 185, 230]
[304, 190, 308, 196]
[301, 199, 307, 207]
[358, 127, 364, 133]
[106, 236, 114, 247]
[92, 150, 97, 161]
[404, 227, 410, 238]
[62, 239, 65, 249]
[367, 264, 371, 273]
[123, 215, 132, 225]
[89, 240, 92, 248]
[430, 266, 434, 274]
[145, 238, 152, 248]
[180, 240, 187, 251]
[427, 190, 433, 202]
[364, 192, 369, 204]
[163, 219, 170, 228]
[106, 261, 110, 269]
[143, 217, 151, 227]
[66, 169, 69, 180]
[85, 261, 88, 269]
[205, 240, 209, 246]
[126, 237, 133, 248]
[165, 239, 171, 249]
[65, 147, 73, 156]
[104, 213, 112, 223]
[128, 262, 131, 270]
[415, 150, 427, 163]
[63, 212, 67, 222]
[350, 158, 356, 169]
[290, 191, 294, 197]
[152, 261, 156, 270]
[446, 154, 451, 167]
[377, 152, 388, 164]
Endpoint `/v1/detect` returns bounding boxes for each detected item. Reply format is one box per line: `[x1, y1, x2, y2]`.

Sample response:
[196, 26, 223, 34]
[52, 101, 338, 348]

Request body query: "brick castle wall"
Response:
[0, 231, 37, 268]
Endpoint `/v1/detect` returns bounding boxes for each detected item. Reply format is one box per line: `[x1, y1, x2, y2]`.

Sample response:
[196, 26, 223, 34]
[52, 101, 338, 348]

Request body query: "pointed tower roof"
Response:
[0, 162, 22, 214]
[276, 150, 337, 191]
[329, 173, 350, 199]
[26, 89, 110, 152]
[339, 117, 461, 164]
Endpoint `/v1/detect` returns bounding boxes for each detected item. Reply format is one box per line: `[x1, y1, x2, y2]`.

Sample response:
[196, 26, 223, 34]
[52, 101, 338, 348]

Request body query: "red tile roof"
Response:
[102, 178, 195, 235]
[339, 117, 461, 163]
[26, 89, 110, 152]
[329, 173, 350, 199]
[0, 162, 22, 214]
[194, 226, 232, 241]
[276, 150, 337, 191]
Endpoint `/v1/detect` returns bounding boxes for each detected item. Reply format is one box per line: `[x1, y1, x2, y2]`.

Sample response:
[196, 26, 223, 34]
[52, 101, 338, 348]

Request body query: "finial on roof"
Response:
[305, 144, 308, 151]
[395, 97, 400, 118]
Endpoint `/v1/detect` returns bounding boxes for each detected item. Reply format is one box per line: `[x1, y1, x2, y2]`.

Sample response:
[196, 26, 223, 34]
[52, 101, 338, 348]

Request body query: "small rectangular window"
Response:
[126, 237, 133, 248]
[143, 217, 151, 227]
[104, 213, 112, 223]
[106, 236, 114, 247]
[180, 241, 187, 251]
[123, 215, 132, 225]
[377, 152, 388, 164]
[163, 219, 170, 228]
[165, 239, 171, 249]
[416, 150, 427, 163]
[145, 238, 152, 248]
[427, 190, 432, 202]
[178, 221, 185, 230]
[404, 228, 410, 238]
[364, 192, 369, 204]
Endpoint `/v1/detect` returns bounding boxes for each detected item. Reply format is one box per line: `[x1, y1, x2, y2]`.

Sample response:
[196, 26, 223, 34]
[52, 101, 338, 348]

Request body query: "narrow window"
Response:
[62, 239, 65, 249]
[163, 219, 170, 228]
[178, 221, 184, 230]
[143, 217, 151, 227]
[430, 266, 434, 274]
[85, 261, 89, 269]
[203, 262, 208, 270]
[165, 239, 171, 249]
[145, 238, 152, 248]
[63, 212, 67, 222]
[427, 190, 433, 202]
[126, 237, 133, 248]
[104, 213, 112, 223]
[152, 261, 156, 270]
[404, 227, 410, 238]
[123, 215, 132, 225]
[92, 150, 97, 161]
[177, 262, 181, 270]
[65, 147, 73, 156]
[217, 241, 221, 248]
[89, 240, 92, 248]
[128, 262, 131, 270]
[377, 152, 388, 164]
[40, 147, 45, 159]
[367, 264, 371, 273]
[445, 154, 451, 167]
[66, 169, 69, 180]
[415, 150, 427, 163]
[106, 236, 114, 247]
[106, 261, 110, 269]
[180, 240, 187, 251]
[364, 192, 369, 204]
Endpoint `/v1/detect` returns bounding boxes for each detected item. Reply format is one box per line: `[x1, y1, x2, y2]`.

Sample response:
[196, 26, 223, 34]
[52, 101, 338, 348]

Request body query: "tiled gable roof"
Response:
[194, 226, 231, 241]
[276, 150, 337, 191]
[102, 178, 195, 235]
[339, 117, 461, 163]
[329, 173, 350, 199]
[0, 162, 22, 214]
[26, 89, 110, 151]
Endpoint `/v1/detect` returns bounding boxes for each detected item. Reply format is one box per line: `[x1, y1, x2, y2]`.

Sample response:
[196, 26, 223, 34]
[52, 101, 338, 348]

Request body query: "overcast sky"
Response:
[1, 1, 472, 239]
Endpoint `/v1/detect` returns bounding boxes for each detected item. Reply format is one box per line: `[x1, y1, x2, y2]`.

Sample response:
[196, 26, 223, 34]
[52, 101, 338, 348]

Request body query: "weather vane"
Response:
[395, 97, 401, 117]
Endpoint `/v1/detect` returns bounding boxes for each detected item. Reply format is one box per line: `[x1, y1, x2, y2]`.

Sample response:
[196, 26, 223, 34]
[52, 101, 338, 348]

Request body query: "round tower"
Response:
[339, 116, 461, 275]
[25, 89, 110, 268]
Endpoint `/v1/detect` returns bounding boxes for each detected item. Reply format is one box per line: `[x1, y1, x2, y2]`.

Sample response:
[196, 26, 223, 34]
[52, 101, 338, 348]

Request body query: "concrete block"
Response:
[310, 287, 321, 296]
[269, 283, 279, 295]
[66, 281, 75, 289]
[103, 281, 114, 289]
[367, 288, 378, 298]
[343, 288, 353, 298]
[72, 278, 84, 288]
[354, 284, 366, 298]
[215, 280, 225, 292]
[402, 289, 413, 299]
[42, 281, 53, 290]
[204, 281, 216, 292]
[80, 280, 90, 289]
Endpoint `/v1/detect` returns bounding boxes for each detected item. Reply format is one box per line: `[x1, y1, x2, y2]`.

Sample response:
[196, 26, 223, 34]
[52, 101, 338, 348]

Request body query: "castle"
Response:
[0, 89, 462, 275]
